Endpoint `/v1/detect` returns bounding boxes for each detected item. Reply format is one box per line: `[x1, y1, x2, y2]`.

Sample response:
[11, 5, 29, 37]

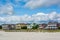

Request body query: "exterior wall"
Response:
[39, 24, 47, 29]
[39, 24, 43, 29]
[2, 24, 9, 30]
[2, 24, 15, 30]
[45, 23, 58, 30]
[27, 23, 33, 29]
[27, 25, 32, 29]
[45, 26, 58, 30]
[15, 25, 21, 29]
[57, 23, 60, 27]
[16, 23, 30, 29]
[10, 25, 15, 30]
[48, 23, 57, 26]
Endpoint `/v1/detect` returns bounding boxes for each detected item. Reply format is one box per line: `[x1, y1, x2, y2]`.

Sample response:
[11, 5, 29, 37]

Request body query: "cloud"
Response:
[0, 11, 60, 24]
[1, 0, 60, 9]
[32, 12, 48, 21]
[24, 0, 46, 9]
[0, 4, 13, 15]
[24, 0, 60, 9]
[15, 0, 30, 2]
[0, 15, 32, 24]
[48, 12, 57, 20]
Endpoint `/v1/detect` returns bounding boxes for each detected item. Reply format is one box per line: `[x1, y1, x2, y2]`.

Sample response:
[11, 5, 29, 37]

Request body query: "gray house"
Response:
[44, 22, 58, 30]
[2, 24, 15, 30]
[39, 24, 47, 29]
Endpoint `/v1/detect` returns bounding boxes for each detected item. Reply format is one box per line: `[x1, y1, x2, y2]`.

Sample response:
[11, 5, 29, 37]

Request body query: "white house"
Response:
[27, 23, 32, 29]
[2, 24, 15, 30]
[44, 22, 58, 30]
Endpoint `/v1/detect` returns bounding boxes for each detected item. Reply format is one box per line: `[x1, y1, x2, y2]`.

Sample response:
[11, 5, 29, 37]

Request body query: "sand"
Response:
[0, 31, 60, 40]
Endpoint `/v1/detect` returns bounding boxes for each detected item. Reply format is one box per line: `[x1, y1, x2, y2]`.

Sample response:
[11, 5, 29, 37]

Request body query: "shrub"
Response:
[0, 25, 2, 29]
[21, 26, 27, 29]
[58, 27, 60, 29]
[32, 24, 39, 29]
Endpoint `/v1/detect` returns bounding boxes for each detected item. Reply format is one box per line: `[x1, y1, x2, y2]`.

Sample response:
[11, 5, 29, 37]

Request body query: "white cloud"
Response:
[48, 12, 57, 20]
[0, 15, 32, 24]
[24, 0, 46, 9]
[24, 0, 60, 9]
[1, 0, 60, 9]
[15, 0, 30, 2]
[0, 4, 13, 15]
[32, 13, 48, 21]
[0, 11, 60, 24]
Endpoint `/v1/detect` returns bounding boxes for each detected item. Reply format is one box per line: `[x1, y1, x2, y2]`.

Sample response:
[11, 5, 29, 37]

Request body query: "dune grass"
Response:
[3, 29, 60, 32]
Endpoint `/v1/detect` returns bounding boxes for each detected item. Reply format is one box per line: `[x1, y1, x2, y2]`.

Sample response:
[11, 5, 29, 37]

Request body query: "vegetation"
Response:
[21, 26, 27, 29]
[0, 25, 2, 29]
[58, 27, 60, 29]
[32, 23, 39, 29]
[4, 29, 60, 32]
[1, 23, 60, 32]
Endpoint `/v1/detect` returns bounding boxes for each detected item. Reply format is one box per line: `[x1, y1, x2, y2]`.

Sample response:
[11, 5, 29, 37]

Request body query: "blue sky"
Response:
[0, 0, 60, 24]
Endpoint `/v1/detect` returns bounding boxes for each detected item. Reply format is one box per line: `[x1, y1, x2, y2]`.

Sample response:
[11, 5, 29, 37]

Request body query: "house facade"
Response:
[27, 23, 33, 29]
[57, 23, 60, 29]
[39, 24, 47, 29]
[2, 24, 9, 30]
[2, 24, 15, 30]
[16, 23, 30, 29]
[44, 22, 58, 30]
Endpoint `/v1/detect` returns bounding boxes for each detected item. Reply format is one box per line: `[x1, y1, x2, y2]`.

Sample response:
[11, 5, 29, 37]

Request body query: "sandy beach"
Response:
[0, 31, 60, 40]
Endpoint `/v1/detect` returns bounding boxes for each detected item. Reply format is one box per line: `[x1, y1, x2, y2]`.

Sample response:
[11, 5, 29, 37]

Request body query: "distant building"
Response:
[57, 23, 60, 29]
[27, 23, 33, 29]
[39, 24, 47, 29]
[44, 22, 58, 30]
[57, 23, 60, 27]
[2, 24, 15, 30]
[16, 23, 30, 29]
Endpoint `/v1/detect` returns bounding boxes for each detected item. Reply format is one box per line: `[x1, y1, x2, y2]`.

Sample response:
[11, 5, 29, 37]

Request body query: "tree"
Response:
[58, 26, 60, 29]
[0, 25, 2, 29]
[21, 26, 27, 29]
[32, 23, 39, 29]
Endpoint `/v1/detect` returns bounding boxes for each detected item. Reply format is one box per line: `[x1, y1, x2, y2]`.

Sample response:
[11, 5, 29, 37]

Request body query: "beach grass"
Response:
[3, 29, 60, 32]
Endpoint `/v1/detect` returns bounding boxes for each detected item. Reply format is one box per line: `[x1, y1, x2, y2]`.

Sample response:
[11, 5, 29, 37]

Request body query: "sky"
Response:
[0, 0, 60, 24]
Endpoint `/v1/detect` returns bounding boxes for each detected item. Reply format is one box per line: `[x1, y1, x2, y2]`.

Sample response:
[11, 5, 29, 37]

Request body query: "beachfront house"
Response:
[57, 23, 60, 29]
[2, 24, 15, 30]
[27, 23, 33, 29]
[44, 22, 58, 30]
[16, 23, 29, 29]
[39, 24, 47, 29]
